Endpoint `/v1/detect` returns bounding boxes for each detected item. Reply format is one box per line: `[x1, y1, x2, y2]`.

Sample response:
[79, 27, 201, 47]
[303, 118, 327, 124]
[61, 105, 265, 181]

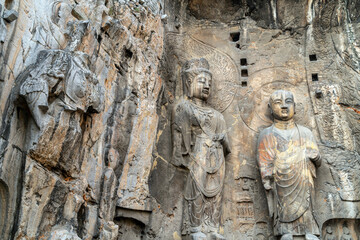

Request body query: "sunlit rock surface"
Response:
[0, 0, 359, 239]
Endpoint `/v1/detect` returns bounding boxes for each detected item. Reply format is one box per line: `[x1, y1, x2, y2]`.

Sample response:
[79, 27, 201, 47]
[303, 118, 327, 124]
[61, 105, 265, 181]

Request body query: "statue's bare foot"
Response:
[210, 232, 226, 240]
[190, 231, 207, 240]
[305, 233, 319, 240]
[280, 233, 293, 240]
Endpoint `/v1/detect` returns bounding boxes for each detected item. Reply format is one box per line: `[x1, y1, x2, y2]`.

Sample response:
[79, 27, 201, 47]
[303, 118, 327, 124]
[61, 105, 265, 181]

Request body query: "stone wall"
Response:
[0, 0, 359, 239]
[0, 0, 164, 239]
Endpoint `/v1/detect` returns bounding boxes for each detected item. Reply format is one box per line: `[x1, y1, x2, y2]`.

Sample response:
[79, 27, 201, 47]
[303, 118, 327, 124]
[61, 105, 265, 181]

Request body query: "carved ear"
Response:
[186, 77, 193, 98]
[268, 103, 273, 117]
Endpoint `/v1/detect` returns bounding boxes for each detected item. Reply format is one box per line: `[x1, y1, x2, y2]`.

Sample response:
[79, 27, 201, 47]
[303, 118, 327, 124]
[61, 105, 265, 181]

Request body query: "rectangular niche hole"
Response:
[230, 32, 240, 42]
[241, 81, 248, 87]
[241, 69, 248, 77]
[312, 73, 319, 81]
[309, 54, 317, 61]
[236, 43, 240, 49]
[240, 58, 247, 66]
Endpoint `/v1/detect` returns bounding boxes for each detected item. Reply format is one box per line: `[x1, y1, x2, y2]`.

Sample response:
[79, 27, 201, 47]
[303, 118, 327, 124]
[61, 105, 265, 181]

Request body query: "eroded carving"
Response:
[233, 177, 255, 223]
[257, 90, 321, 239]
[324, 226, 335, 240]
[173, 58, 230, 239]
[322, 219, 360, 240]
[19, 49, 104, 128]
[341, 227, 353, 240]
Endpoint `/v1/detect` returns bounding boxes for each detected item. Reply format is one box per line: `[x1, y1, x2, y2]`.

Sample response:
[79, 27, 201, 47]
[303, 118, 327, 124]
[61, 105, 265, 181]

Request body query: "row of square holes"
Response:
[239, 56, 319, 84]
[230, 32, 320, 83]
[309, 54, 318, 81]
[240, 58, 248, 87]
[230, 32, 248, 86]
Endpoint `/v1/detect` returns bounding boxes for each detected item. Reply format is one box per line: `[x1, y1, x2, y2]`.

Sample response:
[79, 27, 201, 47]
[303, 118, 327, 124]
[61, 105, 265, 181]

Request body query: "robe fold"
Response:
[173, 99, 230, 230]
[257, 124, 321, 236]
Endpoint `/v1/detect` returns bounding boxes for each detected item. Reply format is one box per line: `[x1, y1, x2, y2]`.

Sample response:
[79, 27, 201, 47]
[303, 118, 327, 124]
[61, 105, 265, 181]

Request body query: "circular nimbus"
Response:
[239, 69, 312, 133]
[166, 33, 239, 113]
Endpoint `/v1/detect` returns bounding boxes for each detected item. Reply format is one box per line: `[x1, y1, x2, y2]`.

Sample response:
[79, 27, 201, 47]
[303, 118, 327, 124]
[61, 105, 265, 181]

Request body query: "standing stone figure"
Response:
[172, 58, 230, 240]
[257, 90, 321, 240]
[341, 227, 353, 240]
[324, 226, 335, 240]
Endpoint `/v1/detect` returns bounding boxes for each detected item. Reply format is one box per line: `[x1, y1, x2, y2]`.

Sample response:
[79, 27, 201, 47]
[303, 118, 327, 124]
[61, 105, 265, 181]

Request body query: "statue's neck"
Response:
[189, 97, 206, 107]
[273, 118, 295, 130]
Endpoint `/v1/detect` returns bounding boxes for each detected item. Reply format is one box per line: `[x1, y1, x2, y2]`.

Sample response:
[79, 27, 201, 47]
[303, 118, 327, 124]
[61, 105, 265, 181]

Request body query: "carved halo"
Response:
[238, 67, 313, 133]
[167, 33, 239, 113]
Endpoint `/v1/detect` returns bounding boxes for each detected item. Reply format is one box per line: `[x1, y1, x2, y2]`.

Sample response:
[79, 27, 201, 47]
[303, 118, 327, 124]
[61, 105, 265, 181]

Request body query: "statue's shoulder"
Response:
[211, 107, 225, 119]
[259, 125, 273, 135]
[173, 99, 189, 113]
[172, 99, 192, 123]
[257, 125, 274, 142]
[296, 124, 314, 136]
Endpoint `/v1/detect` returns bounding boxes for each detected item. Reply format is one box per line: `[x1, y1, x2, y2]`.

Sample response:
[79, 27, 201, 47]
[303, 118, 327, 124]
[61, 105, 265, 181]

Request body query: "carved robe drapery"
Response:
[173, 99, 230, 230]
[257, 124, 321, 236]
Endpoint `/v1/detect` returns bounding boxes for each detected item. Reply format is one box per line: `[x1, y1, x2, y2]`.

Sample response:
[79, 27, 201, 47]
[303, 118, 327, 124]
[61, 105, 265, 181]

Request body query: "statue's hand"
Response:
[263, 179, 272, 190]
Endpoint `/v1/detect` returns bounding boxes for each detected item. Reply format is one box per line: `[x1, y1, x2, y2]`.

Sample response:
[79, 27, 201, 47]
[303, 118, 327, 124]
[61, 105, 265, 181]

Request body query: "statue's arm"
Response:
[172, 124, 186, 167]
[171, 103, 189, 168]
[311, 153, 321, 168]
[307, 131, 321, 168]
[257, 133, 275, 188]
[257, 132, 275, 217]
[220, 133, 231, 156]
[215, 114, 231, 156]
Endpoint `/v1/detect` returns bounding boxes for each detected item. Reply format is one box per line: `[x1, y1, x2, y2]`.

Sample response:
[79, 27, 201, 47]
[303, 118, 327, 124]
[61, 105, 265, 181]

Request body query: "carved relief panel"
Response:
[158, 2, 360, 238]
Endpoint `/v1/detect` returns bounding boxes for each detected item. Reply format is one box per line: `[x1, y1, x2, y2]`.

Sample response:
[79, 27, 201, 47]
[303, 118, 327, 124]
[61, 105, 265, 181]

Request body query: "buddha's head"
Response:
[269, 90, 295, 121]
[181, 58, 212, 101]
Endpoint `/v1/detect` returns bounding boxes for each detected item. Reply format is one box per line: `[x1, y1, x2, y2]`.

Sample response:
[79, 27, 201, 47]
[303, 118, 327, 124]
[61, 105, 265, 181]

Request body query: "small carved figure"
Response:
[341, 227, 353, 240]
[257, 90, 321, 240]
[324, 226, 336, 240]
[173, 58, 230, 239]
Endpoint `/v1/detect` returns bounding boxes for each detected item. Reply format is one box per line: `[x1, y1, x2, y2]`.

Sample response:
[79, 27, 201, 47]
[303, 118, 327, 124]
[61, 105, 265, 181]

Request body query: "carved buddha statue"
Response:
[257, 90, 321, 240]
[324, 226, 336, 240]
[172, 58, 230, 240]
[341, 227, 353, 240]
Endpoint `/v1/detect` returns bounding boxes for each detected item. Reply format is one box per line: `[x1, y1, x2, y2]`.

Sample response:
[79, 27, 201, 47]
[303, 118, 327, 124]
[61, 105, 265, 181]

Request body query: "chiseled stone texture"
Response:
[0, 0, 164, 239]
[0, 0, 359, 239]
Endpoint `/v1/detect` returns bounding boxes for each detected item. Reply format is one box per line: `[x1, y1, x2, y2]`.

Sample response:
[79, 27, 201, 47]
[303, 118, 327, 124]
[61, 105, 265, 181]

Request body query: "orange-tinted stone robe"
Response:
[257, 124, 321, 236]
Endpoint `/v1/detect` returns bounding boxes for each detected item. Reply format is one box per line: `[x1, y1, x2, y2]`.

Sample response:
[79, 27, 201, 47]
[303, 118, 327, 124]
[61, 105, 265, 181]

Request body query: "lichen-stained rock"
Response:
[14, 158, 67, 239]
[100, 165, 118, 222]
[98, 221, 119, 240]
[1, 0, 165, 239]
[117, 98, 161, 211]
[48, 229, 81, 240]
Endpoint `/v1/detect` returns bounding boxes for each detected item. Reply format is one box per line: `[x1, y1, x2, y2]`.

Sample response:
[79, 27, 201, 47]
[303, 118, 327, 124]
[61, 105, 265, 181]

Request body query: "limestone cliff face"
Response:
[0, 0, 359, 239]
[0, 0, 164, 239]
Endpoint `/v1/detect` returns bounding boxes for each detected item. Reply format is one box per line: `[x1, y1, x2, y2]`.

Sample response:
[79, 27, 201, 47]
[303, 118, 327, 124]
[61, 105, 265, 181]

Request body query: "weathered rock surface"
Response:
[0, 0, 359, 239]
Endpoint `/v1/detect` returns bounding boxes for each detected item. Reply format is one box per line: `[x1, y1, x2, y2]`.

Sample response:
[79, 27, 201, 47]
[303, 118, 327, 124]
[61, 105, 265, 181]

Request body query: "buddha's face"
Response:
[269, 90, 295, 121]
[190, 72, 212, 101]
